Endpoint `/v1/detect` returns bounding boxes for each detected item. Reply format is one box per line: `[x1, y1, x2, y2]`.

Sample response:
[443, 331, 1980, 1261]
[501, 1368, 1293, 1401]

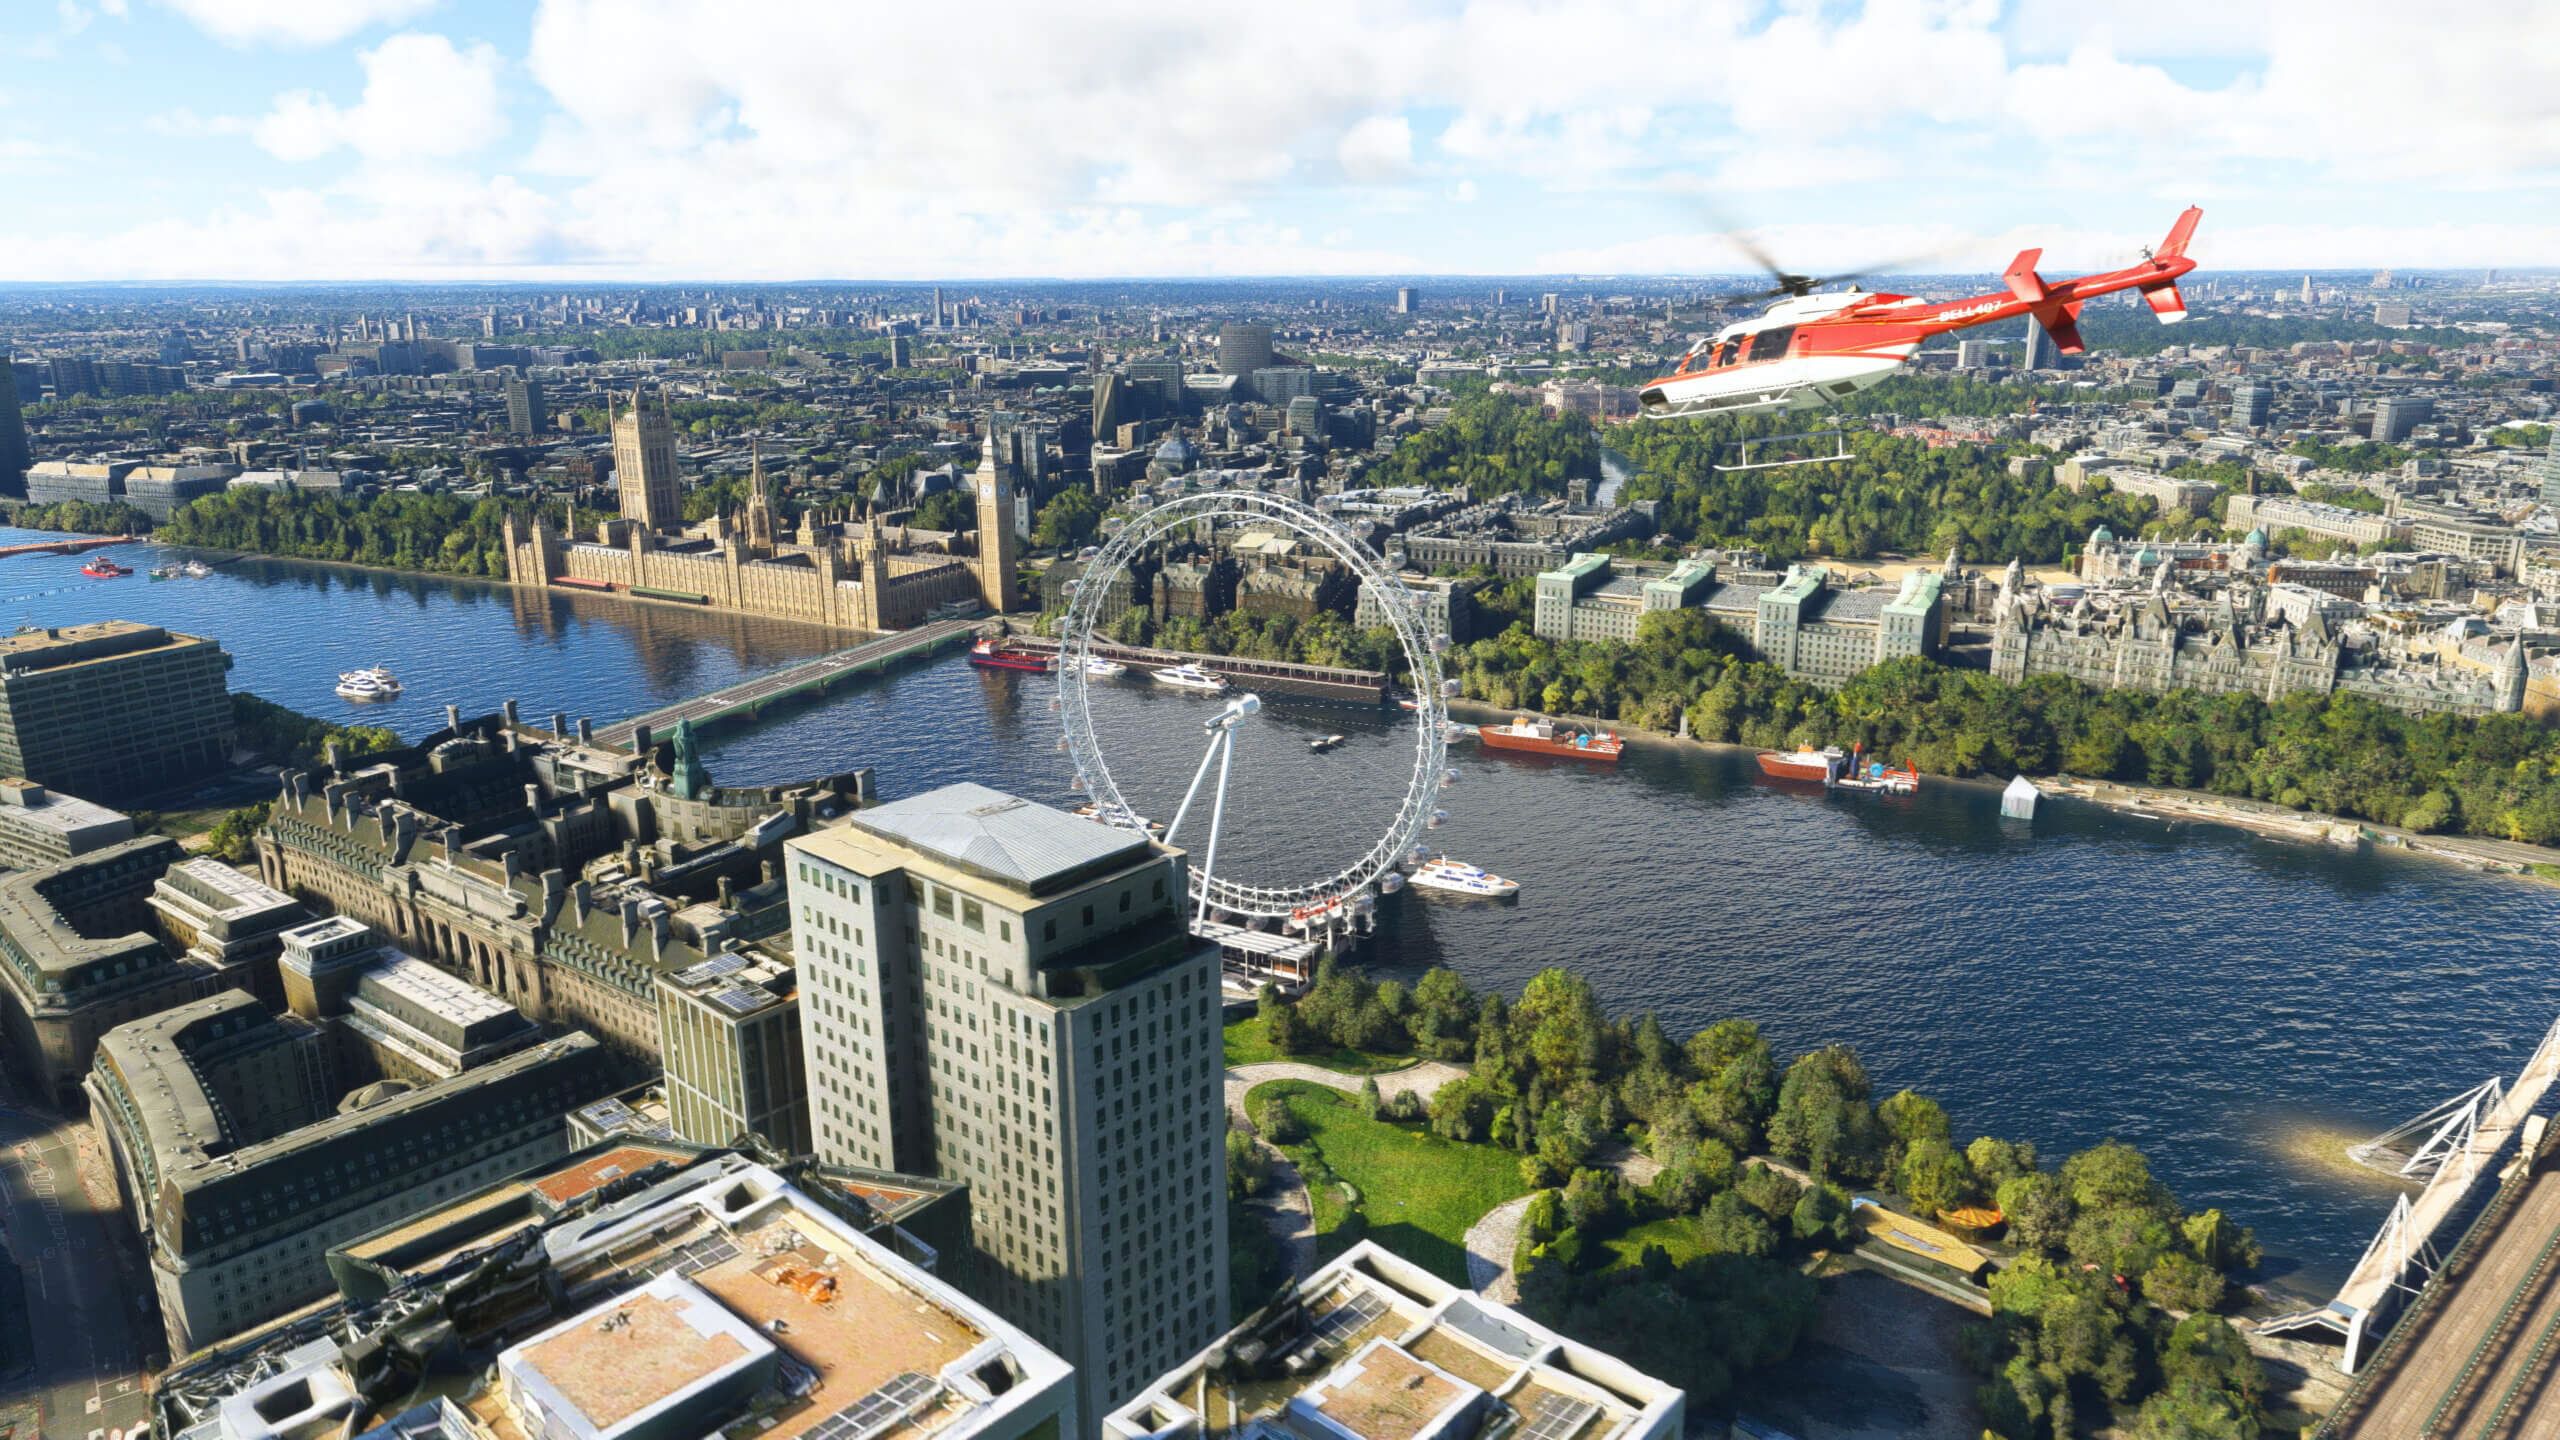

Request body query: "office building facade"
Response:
[503, 376, 546, 436]
[1215, 323, 1274, 376]
[0, 777, 132, 871]
[656, 947, 809, 1154]
[0, 356, 27, 494]
[789, 782, 1227, 1431]
[0, 621, 235, 803]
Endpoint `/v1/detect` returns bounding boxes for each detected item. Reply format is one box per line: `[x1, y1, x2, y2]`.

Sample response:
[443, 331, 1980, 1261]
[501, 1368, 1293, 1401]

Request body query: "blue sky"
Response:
[3, 0, 2557, 281]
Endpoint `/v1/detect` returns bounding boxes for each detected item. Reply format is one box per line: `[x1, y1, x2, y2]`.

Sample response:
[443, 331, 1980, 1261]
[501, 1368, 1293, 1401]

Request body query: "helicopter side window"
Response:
[1713, 339, 1740, 368]
[1744, 326, 1796, 363]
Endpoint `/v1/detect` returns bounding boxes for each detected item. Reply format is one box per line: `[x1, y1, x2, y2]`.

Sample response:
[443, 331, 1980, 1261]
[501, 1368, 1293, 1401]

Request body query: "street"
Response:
[0, 1079, 157, 1440]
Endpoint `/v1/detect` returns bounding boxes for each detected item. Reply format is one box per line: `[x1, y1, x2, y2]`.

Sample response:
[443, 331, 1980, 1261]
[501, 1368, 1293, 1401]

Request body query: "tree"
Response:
[1766, 1045, 1882, 1182]
[1999, 1172, 2073, 1256]
[1030, 488, 1102, 550]
[1967, 1136, 2039, 1192]
[1359, 1075, 1385, 1119]
[1560, 1168, 1627, 1232]
[2062, 1140, 2171, 1215]
[1250, 1094, 1303, 1144]
[1264, 998, 1307, 1056]
[1225, 1128, 1268, 1199]
[1791, 1182, 1855, 1247]
[1512, 968, 1607, 1093]
[1734, 1163, 1805, 1224]
[1409, 967, 1478, 1060]
[1877, 1088, 1952, 1172]
[2141, 1252, 2227, 1314]
[1695, 1190, 1778, 1258]
[1897, 1138, 1977, 1216]
[1429, 1075, 1497, 1142]
[1684, 1018, 1778, 1152]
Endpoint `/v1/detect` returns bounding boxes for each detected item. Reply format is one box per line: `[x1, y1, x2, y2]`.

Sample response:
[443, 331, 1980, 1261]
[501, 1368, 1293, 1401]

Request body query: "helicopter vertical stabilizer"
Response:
[2001, 249, 2049, 304]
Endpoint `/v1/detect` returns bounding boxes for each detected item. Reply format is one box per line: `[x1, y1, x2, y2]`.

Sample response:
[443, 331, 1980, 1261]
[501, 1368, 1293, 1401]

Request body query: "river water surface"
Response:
[17, 527, 2555, 1295]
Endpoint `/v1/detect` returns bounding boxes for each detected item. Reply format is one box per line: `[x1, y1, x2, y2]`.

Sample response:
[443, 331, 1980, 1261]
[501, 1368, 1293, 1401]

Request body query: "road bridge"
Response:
[2264, 1016, 2560, 1376]
[593, 619, 973, 751]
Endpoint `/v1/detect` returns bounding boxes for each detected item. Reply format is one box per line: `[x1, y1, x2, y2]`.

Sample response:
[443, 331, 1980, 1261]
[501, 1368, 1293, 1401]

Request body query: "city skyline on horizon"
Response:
[5, 0, 2559, 283]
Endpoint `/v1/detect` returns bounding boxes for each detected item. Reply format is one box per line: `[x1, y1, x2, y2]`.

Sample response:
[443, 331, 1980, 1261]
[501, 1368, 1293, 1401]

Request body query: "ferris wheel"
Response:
[1057, 491, 1452, 923]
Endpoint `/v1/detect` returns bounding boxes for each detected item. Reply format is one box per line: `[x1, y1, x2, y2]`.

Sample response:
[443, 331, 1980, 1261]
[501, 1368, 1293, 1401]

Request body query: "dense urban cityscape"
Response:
[6, 5, 2560, 1440]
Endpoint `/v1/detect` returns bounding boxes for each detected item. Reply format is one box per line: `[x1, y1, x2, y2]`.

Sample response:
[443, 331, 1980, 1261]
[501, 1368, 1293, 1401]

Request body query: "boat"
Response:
[1150, 663, 1229, 693]
[148, 565, 178, 581]
[1830, 748, 1919, 795]
[182, 560, 213, 578]
[1409, 857, 1521, 898]
[1081, 655, 1128, 679]
[1756, 745, 1846, 783]
[335, 666, 403, 700]
[79, 557, 131, 578]
[1309, 734, 1345, 752]
[1476, 715, 1622, 762]
[1074, 802, 1163, 835]
[968, 639, 1054, 674]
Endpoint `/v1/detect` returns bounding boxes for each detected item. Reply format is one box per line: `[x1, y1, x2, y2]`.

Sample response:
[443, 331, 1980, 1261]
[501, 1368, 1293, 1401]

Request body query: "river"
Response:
[17, 526, 2557, 1295]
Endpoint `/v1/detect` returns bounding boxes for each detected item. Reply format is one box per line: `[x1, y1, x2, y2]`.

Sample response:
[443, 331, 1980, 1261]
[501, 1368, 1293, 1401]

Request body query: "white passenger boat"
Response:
[1082, 656, 1129, 679]
[335, 666, 404, 701]
[1149, 663, 1229, 693]
[1407, 857, 1520, 898]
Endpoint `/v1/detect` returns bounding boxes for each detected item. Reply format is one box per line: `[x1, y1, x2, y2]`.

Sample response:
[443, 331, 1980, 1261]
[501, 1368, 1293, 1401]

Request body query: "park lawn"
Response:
[1600, 1215, 1712, 1273]
[1224, 1013, 1416, 1075]
[1249, 1079, 1527, 1284]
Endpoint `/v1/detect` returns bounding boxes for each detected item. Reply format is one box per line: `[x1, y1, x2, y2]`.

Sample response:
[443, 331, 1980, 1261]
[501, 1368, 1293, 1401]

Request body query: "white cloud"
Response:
[12, 0, 2560, 279]
[156, 0, 436, 47]
[254, 32, 505, 163]
[1337, 115, 1415, 183]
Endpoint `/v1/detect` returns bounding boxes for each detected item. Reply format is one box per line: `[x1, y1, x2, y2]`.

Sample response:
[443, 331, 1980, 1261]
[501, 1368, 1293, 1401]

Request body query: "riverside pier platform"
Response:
[1004, 634, 1391, 704]
[595, 618, 973, 749]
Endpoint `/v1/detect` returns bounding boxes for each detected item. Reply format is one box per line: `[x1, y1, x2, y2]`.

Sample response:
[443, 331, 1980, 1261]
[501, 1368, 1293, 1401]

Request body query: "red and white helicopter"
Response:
[1638, 207, 2202, 467]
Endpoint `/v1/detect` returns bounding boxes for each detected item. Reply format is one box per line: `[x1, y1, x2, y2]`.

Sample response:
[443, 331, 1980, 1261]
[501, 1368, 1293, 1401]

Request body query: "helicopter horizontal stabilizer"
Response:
[2142, 280, 2189, 323]
[2034, 299, 2087, 355]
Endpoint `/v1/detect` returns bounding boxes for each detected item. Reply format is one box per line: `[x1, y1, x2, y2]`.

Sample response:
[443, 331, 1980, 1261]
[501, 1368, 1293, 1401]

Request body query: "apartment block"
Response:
[0, 621, 234, 802]
[789, 783, 1227, 1432]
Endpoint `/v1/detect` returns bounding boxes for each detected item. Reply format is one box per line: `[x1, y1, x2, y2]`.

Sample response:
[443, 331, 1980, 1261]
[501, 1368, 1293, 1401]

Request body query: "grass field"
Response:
[1601, 1215, 1712, 1272]
[1249, 1079, 1528, 1284]
[1223, 1013, 1416, 1075]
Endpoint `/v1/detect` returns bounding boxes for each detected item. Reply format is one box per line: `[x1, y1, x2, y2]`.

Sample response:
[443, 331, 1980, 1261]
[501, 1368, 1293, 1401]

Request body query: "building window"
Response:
[962, 898, 985, 932]
[934, 887, 954, 919]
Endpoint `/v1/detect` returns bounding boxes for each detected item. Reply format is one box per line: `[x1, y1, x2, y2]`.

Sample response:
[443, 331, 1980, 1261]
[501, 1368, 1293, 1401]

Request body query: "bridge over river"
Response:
[593, 619, 974, 751]
[2262, 1015, 2560, 1428]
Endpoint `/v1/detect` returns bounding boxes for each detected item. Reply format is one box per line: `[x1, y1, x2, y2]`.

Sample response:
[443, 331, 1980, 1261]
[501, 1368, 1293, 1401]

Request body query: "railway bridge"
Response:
[2262, 1015, 2560, 1400]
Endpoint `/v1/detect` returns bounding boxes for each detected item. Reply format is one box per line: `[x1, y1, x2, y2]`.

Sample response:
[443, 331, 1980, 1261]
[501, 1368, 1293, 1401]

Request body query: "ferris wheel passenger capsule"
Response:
[1440, 770, 1458, 789]
[1441, 679, 1461, 698]
[1054, 735, 1069, 752]
[1070, 774, 1087, 793]
[1427, 808, 1447, 830]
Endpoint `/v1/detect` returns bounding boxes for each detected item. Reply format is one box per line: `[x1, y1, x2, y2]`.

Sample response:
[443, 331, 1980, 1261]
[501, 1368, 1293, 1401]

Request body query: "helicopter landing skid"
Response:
[1715, 426, 1852, 473]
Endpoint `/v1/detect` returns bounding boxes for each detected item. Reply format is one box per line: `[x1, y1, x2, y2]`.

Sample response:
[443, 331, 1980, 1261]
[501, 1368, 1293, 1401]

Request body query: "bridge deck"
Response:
[2335, 1164, 2560, 1437]
[595, 619, 974, 750]
[2337, 1031, 2560, 1327]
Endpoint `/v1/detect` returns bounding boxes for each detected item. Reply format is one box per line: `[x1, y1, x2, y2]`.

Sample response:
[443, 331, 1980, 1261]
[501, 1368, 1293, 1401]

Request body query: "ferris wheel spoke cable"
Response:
[1057, 491, 1448, 921]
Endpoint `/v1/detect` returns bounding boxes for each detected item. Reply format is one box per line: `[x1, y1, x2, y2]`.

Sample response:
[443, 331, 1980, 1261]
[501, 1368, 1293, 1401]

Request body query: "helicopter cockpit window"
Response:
[1745, 326, 1795, 363]
[1713, 339, 1740, 368]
